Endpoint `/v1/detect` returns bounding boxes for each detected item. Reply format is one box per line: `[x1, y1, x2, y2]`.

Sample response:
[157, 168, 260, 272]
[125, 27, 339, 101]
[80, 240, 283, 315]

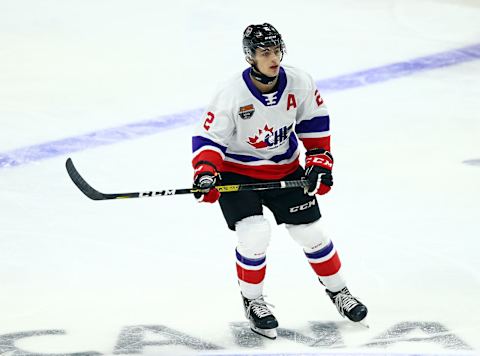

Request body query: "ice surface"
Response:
[1, 0, 479, 355]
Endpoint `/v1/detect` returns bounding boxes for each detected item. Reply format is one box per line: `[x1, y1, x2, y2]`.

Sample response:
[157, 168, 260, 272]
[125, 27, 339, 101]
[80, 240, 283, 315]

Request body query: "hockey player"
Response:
[192, 23, 367, 339]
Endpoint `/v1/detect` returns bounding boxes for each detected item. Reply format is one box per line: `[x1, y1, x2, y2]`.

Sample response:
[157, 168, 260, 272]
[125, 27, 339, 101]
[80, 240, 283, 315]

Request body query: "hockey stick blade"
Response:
[65, 158, 310, 201]
[66, 158, 138, 200]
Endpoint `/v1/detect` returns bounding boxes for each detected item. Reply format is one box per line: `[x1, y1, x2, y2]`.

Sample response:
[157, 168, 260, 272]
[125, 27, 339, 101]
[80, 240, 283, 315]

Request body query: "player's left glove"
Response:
[304, 149, 333, 196]
[193, 163, 221, 203]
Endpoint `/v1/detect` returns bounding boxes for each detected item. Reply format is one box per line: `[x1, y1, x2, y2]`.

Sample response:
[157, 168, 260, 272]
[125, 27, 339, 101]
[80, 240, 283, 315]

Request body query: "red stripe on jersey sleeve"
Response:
[300, 136, 331, 152]
[192, 149, 224, 171]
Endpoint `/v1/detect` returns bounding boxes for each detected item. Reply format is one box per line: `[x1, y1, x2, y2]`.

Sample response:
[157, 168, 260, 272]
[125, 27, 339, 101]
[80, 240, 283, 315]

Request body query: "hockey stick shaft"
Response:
[66, 158, 310, 201]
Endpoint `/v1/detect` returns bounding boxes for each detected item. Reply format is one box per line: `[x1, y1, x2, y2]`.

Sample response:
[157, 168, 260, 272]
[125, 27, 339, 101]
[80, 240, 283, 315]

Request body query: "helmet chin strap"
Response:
[250, 65, 278, 85]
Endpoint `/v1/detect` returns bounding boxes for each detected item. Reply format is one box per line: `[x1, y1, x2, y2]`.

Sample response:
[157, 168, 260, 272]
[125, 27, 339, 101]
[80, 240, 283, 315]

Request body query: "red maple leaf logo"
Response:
[264, 124, 273, 134]
[247, 124, 274, 149]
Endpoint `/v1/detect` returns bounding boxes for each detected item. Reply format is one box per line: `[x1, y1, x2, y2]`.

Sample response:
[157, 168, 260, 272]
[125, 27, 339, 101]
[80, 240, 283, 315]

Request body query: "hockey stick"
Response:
[66, 158, 310, 201]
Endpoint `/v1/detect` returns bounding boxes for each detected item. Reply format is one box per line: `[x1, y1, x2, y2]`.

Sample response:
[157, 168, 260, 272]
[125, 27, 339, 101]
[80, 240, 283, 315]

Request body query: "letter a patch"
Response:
[287, 94, 297, 111]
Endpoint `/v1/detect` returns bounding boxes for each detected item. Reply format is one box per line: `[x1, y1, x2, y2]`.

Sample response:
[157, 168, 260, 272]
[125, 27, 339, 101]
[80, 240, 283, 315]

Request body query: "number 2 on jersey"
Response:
[314, 90, 324, 106]
[203, 112, 215, 131]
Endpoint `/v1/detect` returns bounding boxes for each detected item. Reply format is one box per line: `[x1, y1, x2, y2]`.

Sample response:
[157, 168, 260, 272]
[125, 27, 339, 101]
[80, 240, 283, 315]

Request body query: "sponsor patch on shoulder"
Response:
[238, 104, 255, 120]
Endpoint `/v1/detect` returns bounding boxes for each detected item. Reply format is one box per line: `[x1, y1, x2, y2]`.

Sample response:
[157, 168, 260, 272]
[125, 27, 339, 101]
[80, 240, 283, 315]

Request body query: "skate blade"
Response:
[349, 317, 369, 328]
[358, 319, 370, 328]
[250, 325, 277, 340]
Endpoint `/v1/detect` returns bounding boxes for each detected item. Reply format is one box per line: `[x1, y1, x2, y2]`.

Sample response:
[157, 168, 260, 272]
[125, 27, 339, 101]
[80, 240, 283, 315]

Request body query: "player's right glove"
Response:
[193, 163, 221, 203]
[304, 149, 334, 196]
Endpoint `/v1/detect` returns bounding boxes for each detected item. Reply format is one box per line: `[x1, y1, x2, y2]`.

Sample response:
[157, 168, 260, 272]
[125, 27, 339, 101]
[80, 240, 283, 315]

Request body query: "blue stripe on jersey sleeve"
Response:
[295, 116, 330, 134]
[192, 136, 228, 154]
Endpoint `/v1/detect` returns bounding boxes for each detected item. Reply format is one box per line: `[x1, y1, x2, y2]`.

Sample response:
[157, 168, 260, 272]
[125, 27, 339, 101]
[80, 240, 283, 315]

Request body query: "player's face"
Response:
[254, 46, 282, 77]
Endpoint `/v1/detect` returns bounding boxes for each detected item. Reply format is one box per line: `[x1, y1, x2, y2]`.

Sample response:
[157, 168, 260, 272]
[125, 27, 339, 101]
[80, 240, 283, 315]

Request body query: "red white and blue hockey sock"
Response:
[236, 248, 266, 300]
[304, 240, 346, 292]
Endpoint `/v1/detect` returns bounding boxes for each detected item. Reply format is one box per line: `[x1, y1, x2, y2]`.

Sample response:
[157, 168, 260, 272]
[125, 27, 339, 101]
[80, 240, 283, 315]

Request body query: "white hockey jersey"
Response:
[192, 65, 331, 180]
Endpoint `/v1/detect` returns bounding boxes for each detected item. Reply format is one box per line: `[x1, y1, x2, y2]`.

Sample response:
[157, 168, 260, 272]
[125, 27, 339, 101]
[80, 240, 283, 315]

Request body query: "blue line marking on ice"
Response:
[0, 108, 203, 169]
[316, 43, 480, 91]
[1, 43, 480, 169]
[463, 159, 480, 167]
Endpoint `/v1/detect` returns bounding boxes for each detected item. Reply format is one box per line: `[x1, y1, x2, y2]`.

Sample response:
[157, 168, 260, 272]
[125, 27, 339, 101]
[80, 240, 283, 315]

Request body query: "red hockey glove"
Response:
[304, 149, 333, 196]
[193, 163, 220, 203]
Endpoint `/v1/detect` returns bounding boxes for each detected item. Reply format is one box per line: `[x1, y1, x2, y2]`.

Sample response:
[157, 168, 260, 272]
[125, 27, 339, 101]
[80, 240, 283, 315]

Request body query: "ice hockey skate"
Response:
[242, 294, 278, 339]
[326, 287, 368, 323]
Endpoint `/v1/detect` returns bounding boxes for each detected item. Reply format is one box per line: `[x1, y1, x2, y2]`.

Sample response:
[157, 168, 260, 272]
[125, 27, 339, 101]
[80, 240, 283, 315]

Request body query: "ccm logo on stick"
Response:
[290, 199, 316, 213]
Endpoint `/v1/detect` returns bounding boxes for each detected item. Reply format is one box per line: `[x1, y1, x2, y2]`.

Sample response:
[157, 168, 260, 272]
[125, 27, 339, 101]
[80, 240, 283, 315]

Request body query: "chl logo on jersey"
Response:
[238, 104, 255, 120]
[247, 123, 293, 149]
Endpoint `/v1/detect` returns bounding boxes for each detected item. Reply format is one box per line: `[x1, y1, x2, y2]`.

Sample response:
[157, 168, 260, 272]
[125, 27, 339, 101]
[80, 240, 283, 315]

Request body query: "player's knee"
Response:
[236, 215, 271, 258]
[286, 219, 330, 252]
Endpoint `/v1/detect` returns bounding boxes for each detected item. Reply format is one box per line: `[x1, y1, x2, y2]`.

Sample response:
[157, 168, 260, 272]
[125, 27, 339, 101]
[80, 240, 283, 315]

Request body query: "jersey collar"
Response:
[242, 67, 287, 107]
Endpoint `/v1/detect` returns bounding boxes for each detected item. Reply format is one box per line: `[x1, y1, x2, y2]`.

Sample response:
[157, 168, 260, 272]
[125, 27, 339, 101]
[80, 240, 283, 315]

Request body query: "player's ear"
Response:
[246, 56, 255, 65]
